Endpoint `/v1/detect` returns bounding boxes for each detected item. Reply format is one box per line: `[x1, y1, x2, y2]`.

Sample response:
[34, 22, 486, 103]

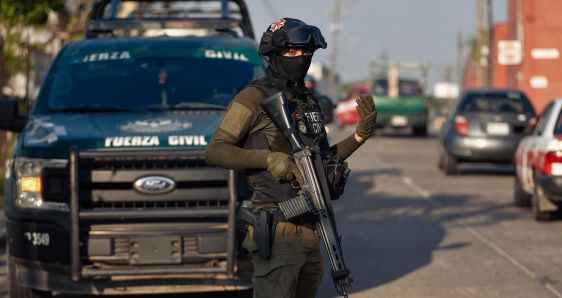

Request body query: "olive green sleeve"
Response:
[330, 134, 363, 161]
[205, 88, 269, 169]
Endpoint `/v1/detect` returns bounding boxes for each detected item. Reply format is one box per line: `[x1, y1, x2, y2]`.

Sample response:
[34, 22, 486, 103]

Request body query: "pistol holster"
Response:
[253, 210, 276, 259]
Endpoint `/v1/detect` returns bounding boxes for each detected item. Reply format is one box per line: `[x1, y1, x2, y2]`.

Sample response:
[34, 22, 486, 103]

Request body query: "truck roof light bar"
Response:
[88, 0, 255, 39]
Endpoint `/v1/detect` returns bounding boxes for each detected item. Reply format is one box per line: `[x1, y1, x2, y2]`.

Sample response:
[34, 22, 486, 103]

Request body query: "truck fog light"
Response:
[16, 191, 44, 209]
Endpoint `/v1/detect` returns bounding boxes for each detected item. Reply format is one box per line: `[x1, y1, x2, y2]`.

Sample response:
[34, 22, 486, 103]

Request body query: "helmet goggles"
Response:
[275, 25, 327, 51]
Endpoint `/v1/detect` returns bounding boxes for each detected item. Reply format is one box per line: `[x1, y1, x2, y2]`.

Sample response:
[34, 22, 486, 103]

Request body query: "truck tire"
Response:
[8, 255, 51, 298]
[513, 176, 531, 207]
[444, 153, 458, 175]
[413, 126, 427, 137]
[532, 183, 557, 221]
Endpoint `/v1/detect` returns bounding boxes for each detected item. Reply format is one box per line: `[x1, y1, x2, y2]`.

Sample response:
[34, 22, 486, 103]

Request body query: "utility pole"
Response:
[327, 0, 342, 100]
[476, 0, 487, 87]
[456, 30, 464, 87]
[486, 0, 494, 87]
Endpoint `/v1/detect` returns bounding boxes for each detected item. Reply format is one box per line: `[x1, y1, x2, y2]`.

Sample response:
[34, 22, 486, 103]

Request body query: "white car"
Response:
[514, 98, 562, 220]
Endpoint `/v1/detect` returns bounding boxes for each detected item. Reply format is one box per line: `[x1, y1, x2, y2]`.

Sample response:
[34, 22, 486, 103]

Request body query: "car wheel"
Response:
[513, 175, 531, 207]
[8, 253, 51, 298]
[413, 126, 427, 137]
[444, 153, 458, 175]
[532, 183, 557, 221]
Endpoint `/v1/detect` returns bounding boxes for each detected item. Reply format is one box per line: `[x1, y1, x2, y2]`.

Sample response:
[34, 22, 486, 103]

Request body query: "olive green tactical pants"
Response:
[243, 221, 323, 298]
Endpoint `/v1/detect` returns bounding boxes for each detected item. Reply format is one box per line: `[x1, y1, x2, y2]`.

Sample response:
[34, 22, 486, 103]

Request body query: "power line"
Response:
[261, 0, 278, 20]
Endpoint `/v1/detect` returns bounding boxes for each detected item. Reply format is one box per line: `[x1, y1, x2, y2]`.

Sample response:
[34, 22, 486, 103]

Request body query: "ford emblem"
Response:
[133, 176, 176, 195]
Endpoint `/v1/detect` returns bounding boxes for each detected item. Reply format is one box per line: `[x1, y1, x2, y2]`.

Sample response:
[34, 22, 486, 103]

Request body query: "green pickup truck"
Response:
[372, 77, 429, 136]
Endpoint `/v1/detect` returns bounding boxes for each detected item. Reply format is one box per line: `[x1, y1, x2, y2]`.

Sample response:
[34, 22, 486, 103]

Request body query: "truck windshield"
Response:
[36, 55, 264, 113]
[372, 79, 424, 97]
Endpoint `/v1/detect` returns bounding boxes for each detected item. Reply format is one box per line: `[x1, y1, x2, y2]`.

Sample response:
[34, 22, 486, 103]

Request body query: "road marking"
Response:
[402, 177, 430, 198]
[401, 176, 562, 298]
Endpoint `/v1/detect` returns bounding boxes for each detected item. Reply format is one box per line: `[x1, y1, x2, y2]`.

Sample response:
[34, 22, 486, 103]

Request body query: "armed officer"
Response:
[205, 18, 376, 298]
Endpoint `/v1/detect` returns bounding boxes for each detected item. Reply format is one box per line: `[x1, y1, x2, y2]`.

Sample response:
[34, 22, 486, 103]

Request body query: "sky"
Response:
[245, 0, 508, 87]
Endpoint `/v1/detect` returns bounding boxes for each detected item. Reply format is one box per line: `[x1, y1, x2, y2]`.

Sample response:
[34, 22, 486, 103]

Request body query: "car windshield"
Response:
[36, 49, 264, 113]
[459, 92, 534, 114]
[372, 79, 423, 97]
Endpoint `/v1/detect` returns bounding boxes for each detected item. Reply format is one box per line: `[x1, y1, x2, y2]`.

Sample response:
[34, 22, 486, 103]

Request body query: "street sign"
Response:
[498, 40, 522, 65]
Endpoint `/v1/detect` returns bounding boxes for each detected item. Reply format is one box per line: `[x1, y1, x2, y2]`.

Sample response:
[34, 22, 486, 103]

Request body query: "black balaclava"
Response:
[269, 54, 313, 83]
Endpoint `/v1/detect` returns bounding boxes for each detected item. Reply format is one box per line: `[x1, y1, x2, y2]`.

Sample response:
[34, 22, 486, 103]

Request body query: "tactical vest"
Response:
[243, 79, 331, 204]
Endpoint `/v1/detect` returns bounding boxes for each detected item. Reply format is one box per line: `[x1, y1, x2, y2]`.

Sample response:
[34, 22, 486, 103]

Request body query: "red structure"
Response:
[492, 22, 509, 88]
[495, 0, 562, 112]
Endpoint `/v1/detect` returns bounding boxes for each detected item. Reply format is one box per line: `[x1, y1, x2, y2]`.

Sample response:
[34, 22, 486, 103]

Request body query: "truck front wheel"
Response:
[412, 126, 427, 137]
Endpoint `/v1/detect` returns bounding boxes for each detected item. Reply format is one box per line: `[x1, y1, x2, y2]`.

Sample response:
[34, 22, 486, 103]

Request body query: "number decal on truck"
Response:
[24, 232, 50, 247]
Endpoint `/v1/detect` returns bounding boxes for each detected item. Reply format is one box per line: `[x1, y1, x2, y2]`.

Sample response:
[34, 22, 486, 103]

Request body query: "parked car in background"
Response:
[335, 76, 429, 137]
[514, 98, 562, 221]
[438, 88, 537, 175]
[336, 84, 370, 126]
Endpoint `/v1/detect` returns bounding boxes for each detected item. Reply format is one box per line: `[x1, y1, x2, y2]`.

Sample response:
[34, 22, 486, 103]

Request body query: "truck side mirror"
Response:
[0, 98, 28, 132]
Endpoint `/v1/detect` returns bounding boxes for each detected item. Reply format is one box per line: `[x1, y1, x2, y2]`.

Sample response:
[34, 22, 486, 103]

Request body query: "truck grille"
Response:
[92, 199, 229, 210]
[43, 151, 231, 212]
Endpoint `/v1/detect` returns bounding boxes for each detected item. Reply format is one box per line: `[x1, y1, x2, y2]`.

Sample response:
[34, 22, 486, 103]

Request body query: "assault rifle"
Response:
[260, 92, 352, 297]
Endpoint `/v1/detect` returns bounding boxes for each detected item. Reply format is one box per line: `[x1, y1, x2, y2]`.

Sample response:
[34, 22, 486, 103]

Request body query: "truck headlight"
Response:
[14, 157, 68, 210]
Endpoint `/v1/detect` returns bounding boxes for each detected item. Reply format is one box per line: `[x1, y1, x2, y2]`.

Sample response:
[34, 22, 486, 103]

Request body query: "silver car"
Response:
[438, 89, 537, 175]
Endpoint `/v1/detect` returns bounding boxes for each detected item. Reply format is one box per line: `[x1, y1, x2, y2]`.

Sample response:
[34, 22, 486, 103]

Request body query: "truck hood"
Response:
[375, 96, 427, 115]
[18, 111, 224, 159]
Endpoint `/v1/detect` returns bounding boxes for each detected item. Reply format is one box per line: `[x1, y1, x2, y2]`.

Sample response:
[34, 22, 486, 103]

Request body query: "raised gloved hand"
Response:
[266, 152, 304, 185]
[355, 95, 377, 140]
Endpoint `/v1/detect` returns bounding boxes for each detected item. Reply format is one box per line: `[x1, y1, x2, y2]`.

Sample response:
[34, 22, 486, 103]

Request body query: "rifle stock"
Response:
[260, 92, 352, 297]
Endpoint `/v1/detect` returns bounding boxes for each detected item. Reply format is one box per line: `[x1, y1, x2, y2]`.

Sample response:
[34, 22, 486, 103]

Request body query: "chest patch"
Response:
[293, 111, 323, 136]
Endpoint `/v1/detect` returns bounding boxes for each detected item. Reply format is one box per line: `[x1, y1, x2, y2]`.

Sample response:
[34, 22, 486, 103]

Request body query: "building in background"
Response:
[490, 0, 562, 113]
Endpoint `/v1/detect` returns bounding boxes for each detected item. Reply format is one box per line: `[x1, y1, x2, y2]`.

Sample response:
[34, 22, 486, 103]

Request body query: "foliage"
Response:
[469, 37, 479, 64]
[0, 0, 66, 92]
[2, 31, 25, 83]
[0, 0, 65, 27]
[0, 133, 17, 206]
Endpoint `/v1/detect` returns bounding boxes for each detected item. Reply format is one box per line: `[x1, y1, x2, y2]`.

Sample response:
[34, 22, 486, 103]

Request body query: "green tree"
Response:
[0, 0, 65, 92]
[0, 0, 66, 200]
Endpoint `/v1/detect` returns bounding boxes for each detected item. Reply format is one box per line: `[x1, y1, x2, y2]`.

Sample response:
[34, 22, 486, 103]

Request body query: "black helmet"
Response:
[259, 18, 327, 55]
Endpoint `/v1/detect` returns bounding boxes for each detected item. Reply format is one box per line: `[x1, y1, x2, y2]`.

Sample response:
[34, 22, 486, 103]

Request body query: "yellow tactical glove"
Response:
[266, 152, 304, 185]
[355, 95, 377, 140]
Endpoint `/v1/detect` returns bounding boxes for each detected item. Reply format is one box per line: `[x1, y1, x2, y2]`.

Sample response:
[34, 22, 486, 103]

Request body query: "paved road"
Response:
[2, 127, 562, 297]
[317, 126, 562, 298]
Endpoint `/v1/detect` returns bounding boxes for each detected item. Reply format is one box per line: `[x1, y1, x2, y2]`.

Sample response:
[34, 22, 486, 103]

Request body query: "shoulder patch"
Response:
[232, 87, 266, 112]
[219, 101, 254, 140]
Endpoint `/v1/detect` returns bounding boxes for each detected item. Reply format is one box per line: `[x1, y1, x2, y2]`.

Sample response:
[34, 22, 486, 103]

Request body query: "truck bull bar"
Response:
[69, 147, 238, 281]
